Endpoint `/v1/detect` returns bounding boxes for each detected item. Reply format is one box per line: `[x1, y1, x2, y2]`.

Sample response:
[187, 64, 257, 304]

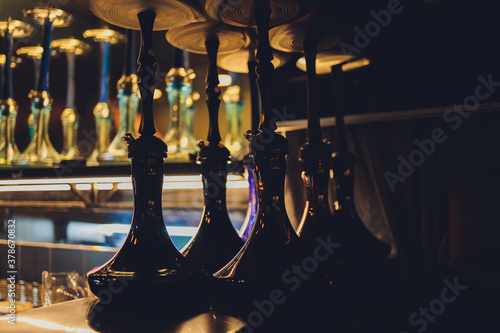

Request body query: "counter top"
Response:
[0, 297, 246, 332]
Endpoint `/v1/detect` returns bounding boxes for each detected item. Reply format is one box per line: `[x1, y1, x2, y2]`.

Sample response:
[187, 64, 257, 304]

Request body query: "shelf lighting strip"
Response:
[0, 175, 248, 192]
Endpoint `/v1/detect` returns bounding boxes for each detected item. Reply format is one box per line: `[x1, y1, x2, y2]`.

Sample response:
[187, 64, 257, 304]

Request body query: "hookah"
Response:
[0, 18, 33, 165]
[166, 21, 249, 273]
[163, 47, 197, 160]
[86, 1, 213, 328]
[51, 38, 91, 162]
[83, 28, 124, 165]
[16, 45, 43, 140]
[19, 7, 73, 166]
[107, 29, 140, 162]
[217, 36, 290, 241]
[209, 4, 333, 330]
[221, 73, 246, 160]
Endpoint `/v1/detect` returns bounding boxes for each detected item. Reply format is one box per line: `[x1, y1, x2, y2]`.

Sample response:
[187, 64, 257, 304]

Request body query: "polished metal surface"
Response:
[89, 0, 202, 31]
[217, 48, 291, 73]
[51, 39, 91, 55]
[23, 8, 73, 27]
[82, 29, 124, 44]
[205, 0, 313, 28]
[0, 19, 33, 38]
[166, 22, 251, 54]
[0, 297, 246, 332]
[16, 46, 43, 59]
[295, 51, 370, 74]
[269, 20, 344, 53]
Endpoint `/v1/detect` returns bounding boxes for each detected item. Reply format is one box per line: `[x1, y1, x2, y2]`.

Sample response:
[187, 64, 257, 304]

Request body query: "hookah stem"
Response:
[37, 17, 53, 93]
[33, 57, 41, 92]
[247, 50, 260, 134]
[173, 47, 187, 69]
[303, 36, 321, 145]
[125, 29, 137, 77]
[0, 64, 3, 100]
[205, 33, 221, 144]
[254, 0, 274, 132]
[66, 51, 75, 109]
[137, 10, 157, 137]
[1, 27, 13, 100]
[99, 41, 110, 103]
[331, 64, 347, 151]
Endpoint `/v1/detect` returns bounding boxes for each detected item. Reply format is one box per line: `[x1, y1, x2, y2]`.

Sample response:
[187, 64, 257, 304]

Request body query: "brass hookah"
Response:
[51, 38, 91, 162]
[0, 18, 33, 165]
[16, 45, 43, 140]
[107, 29, 140, 162]
[83, 28, 124, 165]
[19, 8, 73, 166]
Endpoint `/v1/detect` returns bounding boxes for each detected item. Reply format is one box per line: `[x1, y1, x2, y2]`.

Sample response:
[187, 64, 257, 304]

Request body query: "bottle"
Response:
[32, 281, 40, 307]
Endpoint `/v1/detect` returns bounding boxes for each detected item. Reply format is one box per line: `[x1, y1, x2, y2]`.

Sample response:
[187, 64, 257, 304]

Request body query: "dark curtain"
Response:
[285, 110, 500, 331]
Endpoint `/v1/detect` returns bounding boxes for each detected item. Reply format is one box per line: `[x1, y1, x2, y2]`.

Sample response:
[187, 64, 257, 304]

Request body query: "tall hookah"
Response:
[51, 38, 90, 162]
[166, 21, 248, 274]
[217, 39, 290, 241]
[19, 8, 72, 166]
[85, 0, 212, 325]
[0, 19, 33, 165]
[211, 4, 332, 328]
[16, 45, 43, 140]
[163, 47, 197, 160]
[83, 28, 124, 165]
[107, 29, 140, 161]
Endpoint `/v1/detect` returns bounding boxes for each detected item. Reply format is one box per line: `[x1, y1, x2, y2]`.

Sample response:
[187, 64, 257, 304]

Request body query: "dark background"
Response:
[1, 1, 499, 332]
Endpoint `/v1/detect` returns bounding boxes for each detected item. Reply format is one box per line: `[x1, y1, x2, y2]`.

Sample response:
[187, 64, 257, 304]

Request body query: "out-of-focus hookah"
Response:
[107, 29, 139, 161]
[221, 72, 246, 160]
[163, 47, 197, 160]
[51, 38, 91, 162]
[19, 8, 73, 166]
[0, 18, 33, 165]
[83, 28, 124, 165]
[16, 45, 43, 140]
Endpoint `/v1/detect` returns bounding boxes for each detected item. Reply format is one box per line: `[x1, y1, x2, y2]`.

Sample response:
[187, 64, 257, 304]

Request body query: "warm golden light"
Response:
[342, 58, 371, 72]
[295, 52, 370, 74]
[153, 89, 162, 99]
[218, 74, 232, 87]
[0, 175, 248, 192]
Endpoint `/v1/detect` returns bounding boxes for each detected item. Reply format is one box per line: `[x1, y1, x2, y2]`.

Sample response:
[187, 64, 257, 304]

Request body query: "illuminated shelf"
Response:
[0, 160, 245, 180]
